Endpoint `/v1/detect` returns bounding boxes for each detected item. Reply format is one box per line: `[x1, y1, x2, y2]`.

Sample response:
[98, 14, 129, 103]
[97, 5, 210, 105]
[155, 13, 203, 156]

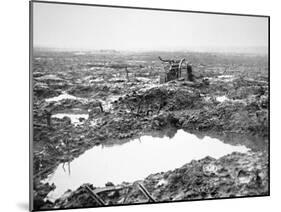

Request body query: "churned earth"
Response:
[32, 51, 269, 210]
[42, 151, 268, 209]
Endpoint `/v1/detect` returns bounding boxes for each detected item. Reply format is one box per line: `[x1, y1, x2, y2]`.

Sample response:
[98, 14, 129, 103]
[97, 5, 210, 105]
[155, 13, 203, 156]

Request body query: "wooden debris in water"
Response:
[137, 183, 156, 202]
[83, 185, 106, 206]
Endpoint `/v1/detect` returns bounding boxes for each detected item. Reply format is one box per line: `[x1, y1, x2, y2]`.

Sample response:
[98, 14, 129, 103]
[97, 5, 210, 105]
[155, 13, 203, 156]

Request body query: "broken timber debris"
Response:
[83, 185, 106, 206]
[83, 183, 155, 206]
[94, 185, 125, 194]
[137, 183, 156, 202]
[122, 187, 131, 204]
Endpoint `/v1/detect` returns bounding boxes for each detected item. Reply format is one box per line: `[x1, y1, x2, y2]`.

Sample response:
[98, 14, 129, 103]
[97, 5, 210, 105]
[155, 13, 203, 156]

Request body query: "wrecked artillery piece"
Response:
[159, 56, 194, 83]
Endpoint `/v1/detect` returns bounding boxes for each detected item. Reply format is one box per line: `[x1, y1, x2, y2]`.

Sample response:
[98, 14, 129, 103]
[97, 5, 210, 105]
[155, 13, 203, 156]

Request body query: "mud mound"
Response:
[33, 82, 61, 99]
[117, 84, 203, 115]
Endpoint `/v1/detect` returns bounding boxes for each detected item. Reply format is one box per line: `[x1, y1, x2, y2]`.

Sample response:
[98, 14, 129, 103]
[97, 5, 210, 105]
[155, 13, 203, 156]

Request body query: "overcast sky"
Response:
[33, 2, 268, 53]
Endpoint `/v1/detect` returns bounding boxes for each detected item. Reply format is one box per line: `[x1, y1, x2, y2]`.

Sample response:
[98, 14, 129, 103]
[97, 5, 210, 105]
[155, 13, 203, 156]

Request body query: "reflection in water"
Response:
[163, 127, 177, 139]
[191, 130, 268, 152]
[62, 162, 71, 176]
[43, 129, 250, 201]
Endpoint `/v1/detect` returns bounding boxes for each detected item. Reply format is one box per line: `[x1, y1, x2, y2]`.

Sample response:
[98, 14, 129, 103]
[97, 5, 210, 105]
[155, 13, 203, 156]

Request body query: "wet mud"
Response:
[32, 51, 269, 210]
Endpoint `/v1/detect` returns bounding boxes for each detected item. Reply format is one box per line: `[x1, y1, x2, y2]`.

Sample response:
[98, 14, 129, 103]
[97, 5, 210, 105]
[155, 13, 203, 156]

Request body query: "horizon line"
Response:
[33, 45, 268, 55]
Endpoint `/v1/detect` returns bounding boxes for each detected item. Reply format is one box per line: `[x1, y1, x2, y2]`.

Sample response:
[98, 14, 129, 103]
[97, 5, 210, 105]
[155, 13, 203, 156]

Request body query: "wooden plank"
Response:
[83, 185, 106, 206]
[122, 187, 131, 204]
[137, 183, 156, 202]
[94, 185, 126, 194]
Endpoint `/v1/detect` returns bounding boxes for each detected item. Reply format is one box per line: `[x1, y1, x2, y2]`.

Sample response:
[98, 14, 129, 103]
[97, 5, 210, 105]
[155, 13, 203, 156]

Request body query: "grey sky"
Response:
[33, 2, 268, 52]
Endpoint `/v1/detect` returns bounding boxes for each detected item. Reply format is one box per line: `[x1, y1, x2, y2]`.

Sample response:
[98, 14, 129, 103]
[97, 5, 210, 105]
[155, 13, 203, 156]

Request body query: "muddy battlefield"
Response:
[32, 50, 269, 210]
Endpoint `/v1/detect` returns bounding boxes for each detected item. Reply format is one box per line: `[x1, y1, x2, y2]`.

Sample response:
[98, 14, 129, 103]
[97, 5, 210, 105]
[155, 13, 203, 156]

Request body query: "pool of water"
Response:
[52, 113, 89, 126]
[43, 129, 250, 201]
[216, 95, 229, 102]
[46, 92, 122, 113]
[218, 75, 236, 82]
[45, 92, 87, 103]
[214, 95, 247, 105]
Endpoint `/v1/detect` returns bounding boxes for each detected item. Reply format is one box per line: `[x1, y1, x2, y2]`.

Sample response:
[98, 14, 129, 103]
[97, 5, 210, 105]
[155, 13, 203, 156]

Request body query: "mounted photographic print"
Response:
[30, 1, 269, 211]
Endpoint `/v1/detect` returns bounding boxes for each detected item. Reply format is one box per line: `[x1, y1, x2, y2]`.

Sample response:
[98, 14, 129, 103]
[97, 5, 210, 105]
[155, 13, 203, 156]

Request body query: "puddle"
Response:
[207, 75, 236, 83]
[43, 129, 249, 201]
[218, 75, 233, 79]
[216, 95, 229, 102]
[36, 74, 63, 82]
[89, 78, 104, 83]
[218, 75, 235, 82]
[52, 113, 88, 126]
[135, 77, 151, 83]
[45, 92, 86, 103]
[215, 95, 247, 104]
[108, 78, 126, 83]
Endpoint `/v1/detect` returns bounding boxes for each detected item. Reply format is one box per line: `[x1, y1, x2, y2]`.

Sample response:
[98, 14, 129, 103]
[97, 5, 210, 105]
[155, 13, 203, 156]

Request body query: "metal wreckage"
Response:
[158, 56, 194, 83]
